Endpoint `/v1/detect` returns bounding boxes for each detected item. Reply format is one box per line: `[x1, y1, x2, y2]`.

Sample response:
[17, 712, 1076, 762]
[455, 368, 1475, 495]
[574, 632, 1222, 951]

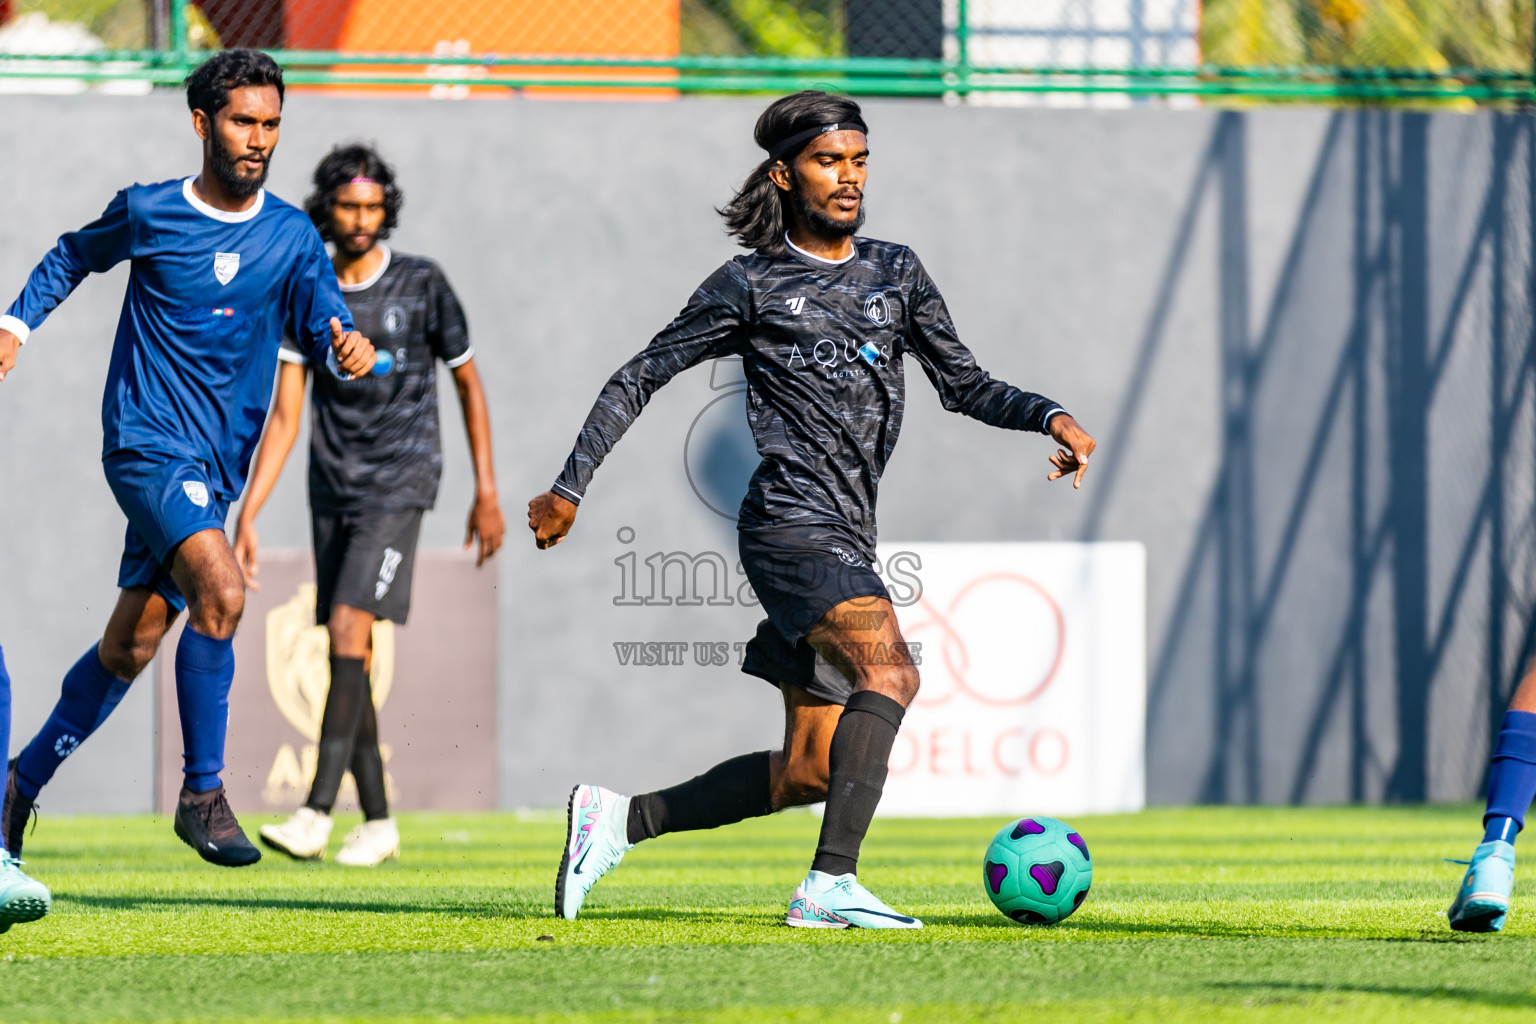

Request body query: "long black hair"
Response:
[719, 91, 866, 257]
[303, 144, 405, 241]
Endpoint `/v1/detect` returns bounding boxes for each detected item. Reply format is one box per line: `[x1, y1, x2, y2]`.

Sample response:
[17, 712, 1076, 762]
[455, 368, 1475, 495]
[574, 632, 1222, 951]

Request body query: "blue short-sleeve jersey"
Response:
[3, 177, 354, 501]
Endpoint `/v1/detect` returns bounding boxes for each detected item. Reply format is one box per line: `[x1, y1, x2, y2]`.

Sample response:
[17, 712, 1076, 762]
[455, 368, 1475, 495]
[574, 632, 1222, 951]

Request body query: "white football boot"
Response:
[786, 870, 923, 929]
[555, 784, 633, 920]
[335, 818, 400, 866]
[258, 807, 333, 861]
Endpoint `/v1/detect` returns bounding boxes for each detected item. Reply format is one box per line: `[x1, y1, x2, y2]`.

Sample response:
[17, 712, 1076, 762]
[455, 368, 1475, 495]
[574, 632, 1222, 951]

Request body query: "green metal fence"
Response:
[0, 0, 1531, 104]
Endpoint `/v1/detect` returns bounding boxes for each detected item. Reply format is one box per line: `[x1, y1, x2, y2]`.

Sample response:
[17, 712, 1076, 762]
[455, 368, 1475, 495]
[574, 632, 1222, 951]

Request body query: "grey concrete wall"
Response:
[0, 94, 1530, 810]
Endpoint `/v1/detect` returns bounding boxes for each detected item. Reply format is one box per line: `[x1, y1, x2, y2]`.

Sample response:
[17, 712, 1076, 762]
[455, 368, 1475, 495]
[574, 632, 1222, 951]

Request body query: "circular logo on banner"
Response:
[900, 573, 1065, 707]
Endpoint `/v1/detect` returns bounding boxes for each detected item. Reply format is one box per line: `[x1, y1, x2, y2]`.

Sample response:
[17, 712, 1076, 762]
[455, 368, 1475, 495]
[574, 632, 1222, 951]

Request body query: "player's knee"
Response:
[97, 634, 156, 680]
[775, 754, 830, 807]
[192, 582, 245, 638]
[859, 662, 919, 706]
[327, 607, 373, 658]
[892, 663, 921, 704]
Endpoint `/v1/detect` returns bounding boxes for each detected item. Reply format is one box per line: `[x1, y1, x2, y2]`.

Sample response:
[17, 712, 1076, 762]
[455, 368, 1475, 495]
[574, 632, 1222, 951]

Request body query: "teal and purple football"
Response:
[982, 816, 1092, 924]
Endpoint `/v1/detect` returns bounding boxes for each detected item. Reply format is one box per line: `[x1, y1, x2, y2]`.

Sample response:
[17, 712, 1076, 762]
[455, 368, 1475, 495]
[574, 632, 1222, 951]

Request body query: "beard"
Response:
[209, 135, 269, 198]
[792, 183, 865, 238]
[333, 229, 378, 257]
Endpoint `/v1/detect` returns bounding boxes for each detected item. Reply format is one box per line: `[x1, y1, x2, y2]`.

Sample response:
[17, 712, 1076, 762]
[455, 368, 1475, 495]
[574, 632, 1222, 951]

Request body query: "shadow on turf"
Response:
[60, 893, 764, 924]
[1215, 982, 1536, 1010]
[920, 912, 1355, 938]
[62, 893, 537, 918]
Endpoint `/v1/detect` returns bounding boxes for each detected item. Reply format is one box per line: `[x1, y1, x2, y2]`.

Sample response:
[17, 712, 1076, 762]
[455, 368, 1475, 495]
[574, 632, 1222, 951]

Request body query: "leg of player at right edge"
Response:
[1449, 660, 1536, 932]
[0, 644, 50, 933]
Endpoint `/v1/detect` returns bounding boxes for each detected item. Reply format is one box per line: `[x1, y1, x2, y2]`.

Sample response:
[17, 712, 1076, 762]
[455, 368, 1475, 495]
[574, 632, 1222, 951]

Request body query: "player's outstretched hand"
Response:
[1047, 414, 1097, 489]
[233, 517, 261, 592]
[329, 317, 376, 377]
[0, 329, 20, 382]
[466, 491, 506, 567]
[527, 491, 577, 550]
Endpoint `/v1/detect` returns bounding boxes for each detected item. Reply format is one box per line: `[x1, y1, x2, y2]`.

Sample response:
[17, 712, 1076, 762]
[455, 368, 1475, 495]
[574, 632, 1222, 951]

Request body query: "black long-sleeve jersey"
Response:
[553, 236, 1066, 550]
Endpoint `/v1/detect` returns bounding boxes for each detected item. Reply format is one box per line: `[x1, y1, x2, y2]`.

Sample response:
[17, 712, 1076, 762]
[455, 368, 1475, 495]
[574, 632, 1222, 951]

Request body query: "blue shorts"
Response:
[104, 450, 229, 613]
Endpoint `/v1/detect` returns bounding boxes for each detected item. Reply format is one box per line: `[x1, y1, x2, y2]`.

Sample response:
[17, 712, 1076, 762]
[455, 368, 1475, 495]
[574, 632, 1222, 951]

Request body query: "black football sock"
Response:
[305, 655, 367, 814]
[811, 691, 905, 877]
[350, 679, 389, 821]
[626, 751, 773, 844]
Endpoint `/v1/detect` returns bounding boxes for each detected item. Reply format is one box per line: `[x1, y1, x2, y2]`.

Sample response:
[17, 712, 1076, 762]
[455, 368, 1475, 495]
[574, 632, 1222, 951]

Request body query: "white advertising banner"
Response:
[874, 542, 1146, 817]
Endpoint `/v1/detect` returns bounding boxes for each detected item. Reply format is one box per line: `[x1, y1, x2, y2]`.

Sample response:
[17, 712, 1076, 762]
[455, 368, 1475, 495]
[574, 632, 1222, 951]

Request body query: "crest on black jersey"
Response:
[864, 292, 891, 327]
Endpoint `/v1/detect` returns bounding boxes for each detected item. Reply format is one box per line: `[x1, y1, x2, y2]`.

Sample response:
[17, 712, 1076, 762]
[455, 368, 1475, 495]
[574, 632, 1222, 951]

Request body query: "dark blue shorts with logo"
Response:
[104, 450, 229, 613]
[736, 523, 890, 706]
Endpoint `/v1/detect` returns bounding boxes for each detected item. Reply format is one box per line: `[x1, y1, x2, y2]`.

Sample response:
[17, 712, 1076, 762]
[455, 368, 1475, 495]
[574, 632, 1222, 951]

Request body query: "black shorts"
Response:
[737, 523, 889, 646]
[311, 508, 425, 625]
[740, 617, 854, 706]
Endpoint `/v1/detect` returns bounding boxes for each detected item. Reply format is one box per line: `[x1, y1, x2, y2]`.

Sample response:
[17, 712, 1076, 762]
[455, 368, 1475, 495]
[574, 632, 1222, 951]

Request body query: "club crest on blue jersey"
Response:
[213, 252, 240, 286]
[182, 481, 210, 508]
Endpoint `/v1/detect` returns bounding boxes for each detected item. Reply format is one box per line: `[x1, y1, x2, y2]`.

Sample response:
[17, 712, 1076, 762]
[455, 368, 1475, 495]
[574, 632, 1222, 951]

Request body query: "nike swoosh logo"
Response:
[846, 907, 915, 922]
[572, 845, 593, 875]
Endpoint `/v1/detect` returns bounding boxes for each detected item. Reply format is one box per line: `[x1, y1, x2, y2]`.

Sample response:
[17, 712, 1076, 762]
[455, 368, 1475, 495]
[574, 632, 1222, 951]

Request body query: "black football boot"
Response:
[173, 784, 262, 867]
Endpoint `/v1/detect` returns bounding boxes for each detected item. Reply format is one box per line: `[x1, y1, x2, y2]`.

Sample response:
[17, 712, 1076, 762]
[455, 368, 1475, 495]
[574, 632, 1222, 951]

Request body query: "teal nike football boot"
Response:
[555, 785, 633, 920]
[786, 870, 922, 929]
[0, 852, 50, 933]
[1448, 840, 1515, 933]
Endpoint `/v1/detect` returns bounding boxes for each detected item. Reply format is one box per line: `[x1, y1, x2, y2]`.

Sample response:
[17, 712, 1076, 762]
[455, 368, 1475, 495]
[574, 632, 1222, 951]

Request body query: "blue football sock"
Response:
[175, 626, 234, 793]
[0, 644, 9, 854]
[15, 646, 131, 801]
[0, 643, 11, 784]
[1483, 710, 1536, 845]
[0, 647, 10, 841]
[1485, 815, 1520, 844]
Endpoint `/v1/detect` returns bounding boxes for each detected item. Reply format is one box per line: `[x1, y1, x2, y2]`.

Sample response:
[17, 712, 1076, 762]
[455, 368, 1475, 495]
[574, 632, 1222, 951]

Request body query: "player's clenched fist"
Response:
[0, 328, 20, 382]
[527, 491, 577, 549]
[329, 316, 376, 377]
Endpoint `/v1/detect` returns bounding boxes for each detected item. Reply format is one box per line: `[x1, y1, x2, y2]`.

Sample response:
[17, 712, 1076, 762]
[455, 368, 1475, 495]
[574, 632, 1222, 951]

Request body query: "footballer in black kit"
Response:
[530, 91, 1096, 928]
[283, 247, 470, 626]
[237, 145, 505, 866]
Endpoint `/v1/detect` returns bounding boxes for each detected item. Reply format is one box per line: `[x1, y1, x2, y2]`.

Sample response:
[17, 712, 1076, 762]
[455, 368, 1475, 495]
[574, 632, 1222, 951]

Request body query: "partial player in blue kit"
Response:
[1447, 671, 1536, 932]
[0, 49, 377, 868]
[0, 645, 50, 932]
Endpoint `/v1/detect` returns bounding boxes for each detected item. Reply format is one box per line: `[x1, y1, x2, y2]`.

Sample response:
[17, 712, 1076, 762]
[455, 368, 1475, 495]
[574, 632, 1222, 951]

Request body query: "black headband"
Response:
[765, 120, 869, 164]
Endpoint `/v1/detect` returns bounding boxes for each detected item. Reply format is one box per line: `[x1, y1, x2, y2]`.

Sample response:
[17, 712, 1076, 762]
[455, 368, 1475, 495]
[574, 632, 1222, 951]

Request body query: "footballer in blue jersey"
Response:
[0, 50, 377, 869]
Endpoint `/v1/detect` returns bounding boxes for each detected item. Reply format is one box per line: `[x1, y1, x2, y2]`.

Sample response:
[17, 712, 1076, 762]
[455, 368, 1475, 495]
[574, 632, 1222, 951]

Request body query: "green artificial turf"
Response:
[0, 805, 1531, 1022]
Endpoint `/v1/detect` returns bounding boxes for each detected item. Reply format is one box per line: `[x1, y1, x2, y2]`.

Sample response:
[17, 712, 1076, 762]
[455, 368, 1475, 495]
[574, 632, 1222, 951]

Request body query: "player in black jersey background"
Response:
[236, 145, 505, 866]
[529, 91, 1096, 928]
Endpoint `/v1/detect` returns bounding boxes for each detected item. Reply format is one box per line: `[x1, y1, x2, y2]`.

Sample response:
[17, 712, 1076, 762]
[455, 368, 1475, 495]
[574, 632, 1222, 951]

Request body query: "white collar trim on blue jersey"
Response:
[182, 177, 265, 223]
[339, 244, 392, 293]
[785, 232, 855, 265]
